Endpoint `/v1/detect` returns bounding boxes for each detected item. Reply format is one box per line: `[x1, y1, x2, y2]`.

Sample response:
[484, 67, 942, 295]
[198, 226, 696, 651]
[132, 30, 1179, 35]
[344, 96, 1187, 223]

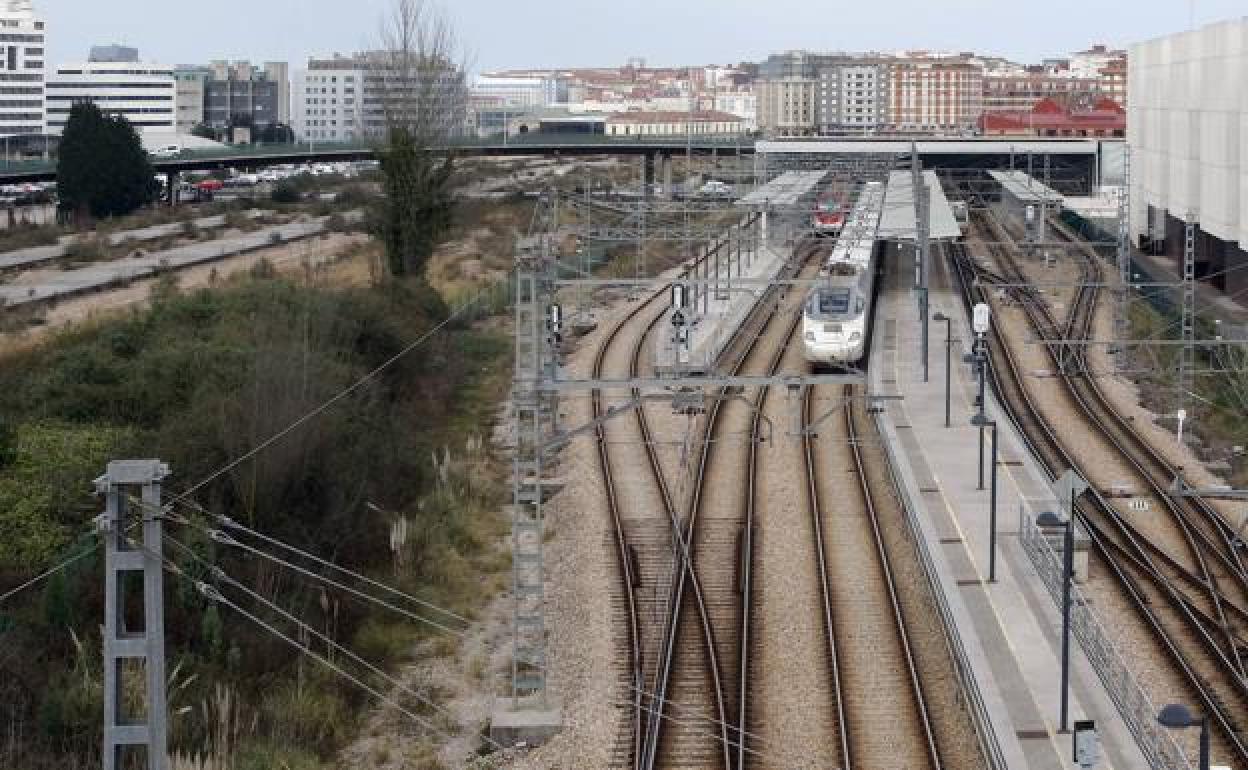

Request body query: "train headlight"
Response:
[849, 332, 862, 343]
[805, 331, 816, 342]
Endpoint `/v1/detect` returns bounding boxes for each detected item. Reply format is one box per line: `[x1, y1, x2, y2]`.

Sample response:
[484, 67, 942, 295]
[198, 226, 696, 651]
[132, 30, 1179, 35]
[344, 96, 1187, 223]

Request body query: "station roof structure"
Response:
[736, 170, 827, 207]
[757, 139, 1102, 156]
[988, 170, 1064, 204]
[878, 170, 962, 241]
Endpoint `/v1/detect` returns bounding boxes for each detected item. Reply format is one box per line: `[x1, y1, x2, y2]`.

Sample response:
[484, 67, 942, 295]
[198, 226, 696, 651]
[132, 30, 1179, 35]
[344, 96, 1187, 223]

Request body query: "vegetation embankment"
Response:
[0, 266, 512, 769]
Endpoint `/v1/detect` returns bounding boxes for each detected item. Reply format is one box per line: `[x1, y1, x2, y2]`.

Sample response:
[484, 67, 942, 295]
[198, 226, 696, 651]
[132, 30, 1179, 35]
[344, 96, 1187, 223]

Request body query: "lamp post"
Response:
[971, 415, 998, 583]
[1157, 703, 1210, 770]
[971, 303, 991, 489]
[1037, 510, 1075, 733]
[934, 312, 954, 427]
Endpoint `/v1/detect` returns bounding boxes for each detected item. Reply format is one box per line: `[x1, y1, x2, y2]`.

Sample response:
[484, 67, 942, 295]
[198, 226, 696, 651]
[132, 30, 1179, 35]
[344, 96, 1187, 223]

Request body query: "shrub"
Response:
[271, 182, 301, 204]
[61, 235, 108, 263]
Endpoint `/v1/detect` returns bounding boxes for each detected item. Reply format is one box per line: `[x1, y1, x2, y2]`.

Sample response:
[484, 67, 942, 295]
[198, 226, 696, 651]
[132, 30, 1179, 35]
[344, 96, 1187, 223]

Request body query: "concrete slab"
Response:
[868, 251, 1151, 770]
[489, 696, 562, 748]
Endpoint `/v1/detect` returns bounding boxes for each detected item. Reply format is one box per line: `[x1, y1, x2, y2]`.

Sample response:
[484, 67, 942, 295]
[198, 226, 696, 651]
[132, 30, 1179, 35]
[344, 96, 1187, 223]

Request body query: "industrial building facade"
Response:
[1129, 19, 1248, 298]
[0, 0, 44, 138]
[46, 46, 176, 135]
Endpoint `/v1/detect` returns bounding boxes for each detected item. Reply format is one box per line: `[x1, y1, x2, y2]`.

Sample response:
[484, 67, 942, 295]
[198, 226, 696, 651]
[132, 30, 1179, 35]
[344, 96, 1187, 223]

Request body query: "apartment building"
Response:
[292, 51, 465, 142]
[46, 46, 175, 135]
[818, 59, 888, 134]
[0, 0, 44, 138]
[886, 57, 983, 133]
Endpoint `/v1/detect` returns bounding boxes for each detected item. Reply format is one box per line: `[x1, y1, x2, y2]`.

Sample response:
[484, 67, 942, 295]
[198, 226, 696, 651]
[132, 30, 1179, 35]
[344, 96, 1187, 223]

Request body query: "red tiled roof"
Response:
[606, 110, 742, 124]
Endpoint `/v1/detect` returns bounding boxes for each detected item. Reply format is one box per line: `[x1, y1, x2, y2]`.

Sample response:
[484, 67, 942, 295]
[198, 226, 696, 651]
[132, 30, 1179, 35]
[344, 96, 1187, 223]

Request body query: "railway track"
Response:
[793, 382, 942, 769]
[647, 243, 821, 770]
[595, 238, 810, 769]
[956, 213, 1248, 765]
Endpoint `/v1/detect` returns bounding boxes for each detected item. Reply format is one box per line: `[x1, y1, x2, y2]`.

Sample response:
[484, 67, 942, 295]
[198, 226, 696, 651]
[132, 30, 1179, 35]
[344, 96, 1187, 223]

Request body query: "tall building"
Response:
[202, 61, 287, 131]
[1130, 19, 1248, 298]
[817, 58, 889, 134]
[292, 51, 465, 142]
[886, 57, 983, 133]
[472, 74, 557, 108]
[0, 0, 45, 138]
[174, 66, 207, 133]
[46, 47, 175, 135]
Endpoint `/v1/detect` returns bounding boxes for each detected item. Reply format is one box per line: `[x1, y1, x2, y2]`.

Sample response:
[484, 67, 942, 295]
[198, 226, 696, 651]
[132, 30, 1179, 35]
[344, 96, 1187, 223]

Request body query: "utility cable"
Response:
[123, 532, 477, 749]
[0, 539, 99, 607]
[161, 534, 506, 752]
[169, 513, 469, 639]
[172, 503, 471, 627]
[172, 291, 487, 504]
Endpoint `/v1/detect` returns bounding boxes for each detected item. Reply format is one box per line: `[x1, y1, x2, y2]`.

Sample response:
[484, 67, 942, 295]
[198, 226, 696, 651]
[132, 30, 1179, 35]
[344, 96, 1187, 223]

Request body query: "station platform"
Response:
[868, 255, 1152, 770]
[656, 238, 792, 373]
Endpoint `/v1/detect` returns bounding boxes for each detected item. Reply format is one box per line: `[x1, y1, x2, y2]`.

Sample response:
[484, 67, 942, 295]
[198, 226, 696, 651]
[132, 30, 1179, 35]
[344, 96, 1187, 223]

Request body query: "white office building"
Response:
[1129, 18, 1248, 297]
[293, 51, 466, 142]
[46, 46, 175, 135]
[0, 0, 45, 138]
[292, 59, 366, 142]
[471, 74, 554, 108]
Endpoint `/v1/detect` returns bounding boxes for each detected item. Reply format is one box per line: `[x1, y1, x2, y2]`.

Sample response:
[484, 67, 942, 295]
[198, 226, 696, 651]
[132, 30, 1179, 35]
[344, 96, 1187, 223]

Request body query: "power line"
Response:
[175, 503, 471, 627]
[172, 291, 489, 504]
[0, 539, 99, 607]
[169, 513, 470, 639]
[161, 534, 506, 752]
[168, 562, 484, 751]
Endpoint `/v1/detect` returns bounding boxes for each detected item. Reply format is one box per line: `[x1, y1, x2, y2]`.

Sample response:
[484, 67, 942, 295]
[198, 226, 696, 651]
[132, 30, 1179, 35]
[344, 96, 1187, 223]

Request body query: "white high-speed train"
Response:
[802, 181, 886, 367]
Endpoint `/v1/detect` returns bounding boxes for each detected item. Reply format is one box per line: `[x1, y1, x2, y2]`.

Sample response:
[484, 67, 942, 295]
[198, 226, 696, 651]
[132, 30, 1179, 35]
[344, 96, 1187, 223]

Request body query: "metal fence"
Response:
[1018, 502, 1192, 770]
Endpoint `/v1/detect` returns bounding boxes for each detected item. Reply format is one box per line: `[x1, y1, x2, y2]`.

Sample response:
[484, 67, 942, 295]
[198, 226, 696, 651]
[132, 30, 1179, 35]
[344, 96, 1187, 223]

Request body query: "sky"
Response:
[40, 0, 1248, 73]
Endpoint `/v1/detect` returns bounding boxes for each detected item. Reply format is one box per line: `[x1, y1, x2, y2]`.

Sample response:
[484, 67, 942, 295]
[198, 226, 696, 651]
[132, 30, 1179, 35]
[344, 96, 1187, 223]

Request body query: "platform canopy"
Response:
[736, 170, 827, 207]
[757, 139, 1102, 156]
[878, 170, 962, 241]
[988, 170, 1064, 204]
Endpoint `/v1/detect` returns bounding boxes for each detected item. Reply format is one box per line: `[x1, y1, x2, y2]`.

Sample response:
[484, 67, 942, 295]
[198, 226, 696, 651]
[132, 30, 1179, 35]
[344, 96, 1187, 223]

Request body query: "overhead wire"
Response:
[0, 539, 99, 607]
[170, 291, 488, 504]
[163, 509, 470, 639]
[160, 534, 507, 752]
[169, 501, 471, 627]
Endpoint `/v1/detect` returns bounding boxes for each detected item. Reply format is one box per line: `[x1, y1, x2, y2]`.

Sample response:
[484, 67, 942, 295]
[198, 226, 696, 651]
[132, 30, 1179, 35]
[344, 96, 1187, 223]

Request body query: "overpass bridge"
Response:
[2, 135, 1116, 186]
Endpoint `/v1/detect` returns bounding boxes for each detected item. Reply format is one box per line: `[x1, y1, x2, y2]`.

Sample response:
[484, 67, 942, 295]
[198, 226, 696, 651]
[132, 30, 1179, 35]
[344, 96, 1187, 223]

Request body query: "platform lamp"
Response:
[933, 312, 954, 427]
[1036, 509, 1075, 733]
[1157, 704, 1209, 770]
[970, 414, 998, 583]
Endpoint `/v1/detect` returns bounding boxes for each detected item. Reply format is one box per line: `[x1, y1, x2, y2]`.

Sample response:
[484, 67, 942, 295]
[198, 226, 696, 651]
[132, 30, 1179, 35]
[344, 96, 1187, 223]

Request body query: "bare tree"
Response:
[369, 0, 470, 279]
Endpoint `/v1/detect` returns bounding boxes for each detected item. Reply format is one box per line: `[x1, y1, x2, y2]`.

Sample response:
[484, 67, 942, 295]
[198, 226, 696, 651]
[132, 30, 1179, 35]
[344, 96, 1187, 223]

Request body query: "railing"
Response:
[872, 409, 1010, 770]
[1018, 503, 1192, 770]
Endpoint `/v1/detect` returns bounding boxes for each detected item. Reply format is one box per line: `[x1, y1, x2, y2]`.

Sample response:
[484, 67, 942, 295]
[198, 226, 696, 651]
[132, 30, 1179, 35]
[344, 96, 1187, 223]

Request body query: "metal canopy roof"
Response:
[756, 140, 1101, 156]
[988, 170, 1064, 204]
[736, 170, 827, 207]
[878, 170, 962, 241]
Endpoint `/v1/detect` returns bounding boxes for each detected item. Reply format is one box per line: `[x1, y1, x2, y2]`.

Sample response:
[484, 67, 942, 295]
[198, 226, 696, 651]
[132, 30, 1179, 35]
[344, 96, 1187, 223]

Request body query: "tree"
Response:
[367, 0, 468, 280]
[56, 102, 158, 221]
[191, 123, 218, 141]
[255, 122, 295, 144]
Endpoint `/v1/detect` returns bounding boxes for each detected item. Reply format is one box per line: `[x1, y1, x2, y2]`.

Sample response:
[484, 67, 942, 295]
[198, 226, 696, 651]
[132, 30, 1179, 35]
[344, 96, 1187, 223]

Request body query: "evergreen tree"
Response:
[369, 124, 455, 279]
[56, 102, 159, 220]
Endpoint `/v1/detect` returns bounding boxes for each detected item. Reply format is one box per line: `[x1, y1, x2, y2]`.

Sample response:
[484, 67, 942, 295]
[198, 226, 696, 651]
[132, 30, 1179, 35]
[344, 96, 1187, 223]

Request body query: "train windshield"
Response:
[808, 288, 852, 319]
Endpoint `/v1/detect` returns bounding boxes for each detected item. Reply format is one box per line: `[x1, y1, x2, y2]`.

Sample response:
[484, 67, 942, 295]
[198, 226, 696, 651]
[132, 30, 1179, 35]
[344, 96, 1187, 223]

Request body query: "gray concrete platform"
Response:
[868, 252, 1151, 770]
[0, 212, 361, 308]
[656, 238, 789, 373]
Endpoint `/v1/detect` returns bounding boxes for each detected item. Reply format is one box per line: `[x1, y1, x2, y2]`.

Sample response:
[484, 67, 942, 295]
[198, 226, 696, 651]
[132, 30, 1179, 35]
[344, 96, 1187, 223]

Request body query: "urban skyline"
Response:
[40, 0, 1247, 75]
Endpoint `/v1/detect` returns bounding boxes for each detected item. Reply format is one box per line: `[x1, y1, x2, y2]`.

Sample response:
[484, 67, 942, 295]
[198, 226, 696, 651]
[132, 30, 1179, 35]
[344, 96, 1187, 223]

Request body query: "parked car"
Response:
[149, 144, 183, 159]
